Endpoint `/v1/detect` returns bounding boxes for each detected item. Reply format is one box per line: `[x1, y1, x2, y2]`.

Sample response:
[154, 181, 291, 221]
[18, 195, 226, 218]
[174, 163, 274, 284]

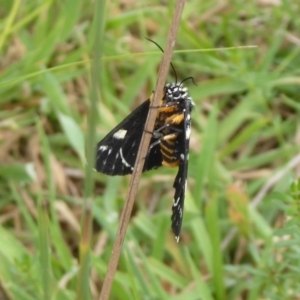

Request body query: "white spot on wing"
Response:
[99, 145, 108, 151]
[113, 129, 127, 139]
[119, 148, 133, 170]
[186, 126, 191, 139]
[173, 197, 180, 207]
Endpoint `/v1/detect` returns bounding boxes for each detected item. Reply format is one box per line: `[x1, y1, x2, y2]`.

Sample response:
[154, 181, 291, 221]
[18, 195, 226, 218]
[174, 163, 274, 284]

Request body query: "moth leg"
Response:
[144, 123, 183, 155]
[144, 122, 181, 133]
[148, 133, 179, 152]
[149, 101, 179, 109]
[144, 124, 181, 140]
[153, 124, 182, 135]
[143, 129, 153, 134]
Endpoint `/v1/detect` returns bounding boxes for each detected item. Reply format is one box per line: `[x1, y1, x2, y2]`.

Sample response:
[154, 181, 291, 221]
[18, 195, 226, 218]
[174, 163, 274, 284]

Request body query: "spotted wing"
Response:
[96, 99, 163, 175]
[171, 108, 191, 241]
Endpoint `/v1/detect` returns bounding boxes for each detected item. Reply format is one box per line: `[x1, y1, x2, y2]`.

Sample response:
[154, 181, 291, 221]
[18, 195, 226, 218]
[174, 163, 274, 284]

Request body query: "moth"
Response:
[95, 80, 194, 241]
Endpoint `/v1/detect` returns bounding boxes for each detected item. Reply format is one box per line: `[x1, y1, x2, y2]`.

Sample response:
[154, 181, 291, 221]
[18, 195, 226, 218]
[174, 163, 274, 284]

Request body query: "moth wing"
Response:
[96, 99, 162, 175]
[171, 108, 191, 241]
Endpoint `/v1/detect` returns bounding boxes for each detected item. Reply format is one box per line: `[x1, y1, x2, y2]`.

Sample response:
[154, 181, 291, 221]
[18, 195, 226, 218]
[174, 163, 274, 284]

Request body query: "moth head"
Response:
[165, 83, 191, 103]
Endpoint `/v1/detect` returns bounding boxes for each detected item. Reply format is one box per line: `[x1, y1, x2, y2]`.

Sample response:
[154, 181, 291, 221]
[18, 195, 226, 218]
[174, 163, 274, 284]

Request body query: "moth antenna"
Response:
[144, 37, 178, 84]
[180, 76, 197, 86]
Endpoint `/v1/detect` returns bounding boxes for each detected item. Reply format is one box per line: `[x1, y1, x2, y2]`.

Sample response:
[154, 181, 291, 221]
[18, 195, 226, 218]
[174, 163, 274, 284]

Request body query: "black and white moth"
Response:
[96, 82, 194, 241]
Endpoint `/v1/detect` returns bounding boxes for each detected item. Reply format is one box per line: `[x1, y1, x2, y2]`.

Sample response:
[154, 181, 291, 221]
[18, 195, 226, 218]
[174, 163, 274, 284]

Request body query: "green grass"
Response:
[1, 0, 300, 299]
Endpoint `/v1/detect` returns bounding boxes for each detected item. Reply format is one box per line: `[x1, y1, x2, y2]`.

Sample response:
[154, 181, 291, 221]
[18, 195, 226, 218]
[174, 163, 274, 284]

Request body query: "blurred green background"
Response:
[1, 0, 300, 299]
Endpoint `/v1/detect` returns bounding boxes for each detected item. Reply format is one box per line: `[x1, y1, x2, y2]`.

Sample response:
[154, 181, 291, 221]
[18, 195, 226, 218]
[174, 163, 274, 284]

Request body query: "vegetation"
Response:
[1, 0, 300, 299]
